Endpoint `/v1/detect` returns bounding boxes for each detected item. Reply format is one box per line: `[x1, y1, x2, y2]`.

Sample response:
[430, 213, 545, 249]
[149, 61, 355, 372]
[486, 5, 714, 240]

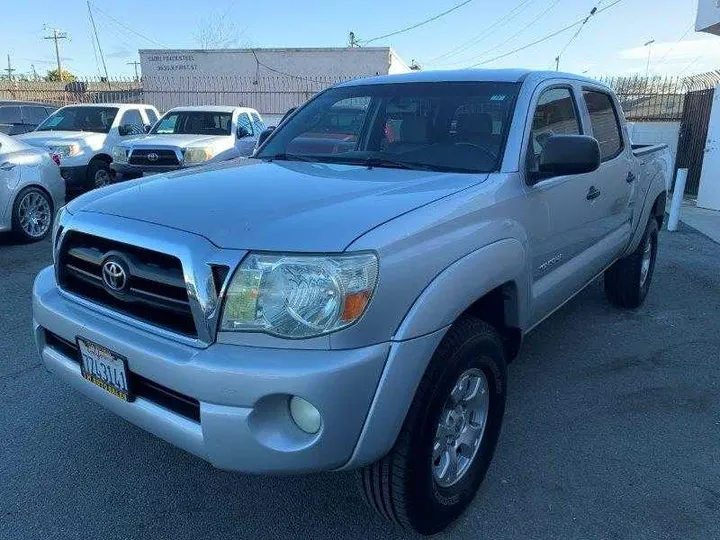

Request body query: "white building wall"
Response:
[627, 121, 681, 170]
[139, 48, 409, 81]
[696, 0, 720, 35]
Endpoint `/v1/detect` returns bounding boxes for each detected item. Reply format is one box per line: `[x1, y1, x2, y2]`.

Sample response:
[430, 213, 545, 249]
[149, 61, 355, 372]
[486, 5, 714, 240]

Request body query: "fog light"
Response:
[289, 396, 321, 434]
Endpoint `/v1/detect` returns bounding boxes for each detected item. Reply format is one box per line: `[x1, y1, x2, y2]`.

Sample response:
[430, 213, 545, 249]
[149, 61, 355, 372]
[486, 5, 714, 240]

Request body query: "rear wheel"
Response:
[604, 217, 659, 308]
[359, 317, 507, 535]
[11, 187, 53, 243]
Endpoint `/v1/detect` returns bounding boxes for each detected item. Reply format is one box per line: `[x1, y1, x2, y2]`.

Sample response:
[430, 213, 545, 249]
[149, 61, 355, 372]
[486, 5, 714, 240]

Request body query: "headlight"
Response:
[184, 146, 215, 164]
[220, 252, 378, 338]
[50, 143, 80, 158]
[112, 146, 128, 163]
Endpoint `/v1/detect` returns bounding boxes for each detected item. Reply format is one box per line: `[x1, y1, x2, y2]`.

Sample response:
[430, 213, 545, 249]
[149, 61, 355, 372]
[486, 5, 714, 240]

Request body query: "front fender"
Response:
[341, 239, 528, 469]
[394, 238, 528, 341]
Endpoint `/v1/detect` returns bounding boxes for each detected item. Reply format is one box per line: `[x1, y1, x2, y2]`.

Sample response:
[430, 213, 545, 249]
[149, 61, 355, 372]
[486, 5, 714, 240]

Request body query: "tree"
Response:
[44, 69, 76, 82]
[194, 13, 245, 49]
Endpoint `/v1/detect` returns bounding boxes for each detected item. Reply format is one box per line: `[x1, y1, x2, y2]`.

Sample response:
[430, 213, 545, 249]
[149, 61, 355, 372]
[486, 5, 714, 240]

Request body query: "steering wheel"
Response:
[453, 142, 497, 161]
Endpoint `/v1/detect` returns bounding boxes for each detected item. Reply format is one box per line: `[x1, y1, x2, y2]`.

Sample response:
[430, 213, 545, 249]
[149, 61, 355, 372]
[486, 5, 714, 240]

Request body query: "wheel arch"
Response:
[343, 240, 528, 469]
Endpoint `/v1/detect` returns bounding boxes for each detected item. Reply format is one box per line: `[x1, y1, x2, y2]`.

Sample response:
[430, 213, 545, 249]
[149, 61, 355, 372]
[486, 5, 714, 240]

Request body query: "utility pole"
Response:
[555, 56, 560, 71]
[127, 61, 141, 81]
[87, 1, 111, 87]
[43, 27, 69, 81]
[644, 39, 655, 79]
[5, 55, 16, 80]
[31, 64, 39, 81]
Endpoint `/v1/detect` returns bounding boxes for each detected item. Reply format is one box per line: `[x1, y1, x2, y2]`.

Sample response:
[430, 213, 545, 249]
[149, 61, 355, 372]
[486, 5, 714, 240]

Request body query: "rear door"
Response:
[579, 88, 634, 256]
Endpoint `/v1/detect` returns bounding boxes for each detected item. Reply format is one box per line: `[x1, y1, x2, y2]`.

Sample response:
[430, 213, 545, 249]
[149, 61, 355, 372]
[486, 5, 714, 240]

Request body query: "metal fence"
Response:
[601, 72, 720, 122]
[3, 71, 720, 122]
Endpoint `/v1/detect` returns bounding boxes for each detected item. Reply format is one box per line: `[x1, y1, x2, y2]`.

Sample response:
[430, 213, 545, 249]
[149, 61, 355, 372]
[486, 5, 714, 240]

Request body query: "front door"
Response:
[523, 84, 608, 327]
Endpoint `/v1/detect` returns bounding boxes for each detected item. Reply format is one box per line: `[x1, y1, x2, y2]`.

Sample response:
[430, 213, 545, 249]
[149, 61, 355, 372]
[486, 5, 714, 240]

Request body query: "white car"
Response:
[110, 106, 265, 179]
[17, 103, 159, 195]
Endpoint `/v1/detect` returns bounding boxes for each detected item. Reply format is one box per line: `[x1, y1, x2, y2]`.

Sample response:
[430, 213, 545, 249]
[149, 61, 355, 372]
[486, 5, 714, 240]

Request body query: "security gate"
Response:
[676, 88, 715, 196]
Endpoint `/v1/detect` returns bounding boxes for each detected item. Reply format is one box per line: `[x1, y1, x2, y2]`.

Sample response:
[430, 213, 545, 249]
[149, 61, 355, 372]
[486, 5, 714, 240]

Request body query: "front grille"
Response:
[44, 330, 201, 422]
[129, 149, 180, 166]
[58, 231, 197, 338]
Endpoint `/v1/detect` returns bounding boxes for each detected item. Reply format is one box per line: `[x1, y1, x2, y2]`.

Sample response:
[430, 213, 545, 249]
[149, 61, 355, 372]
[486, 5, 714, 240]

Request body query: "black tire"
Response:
[11, 186, 54, 243]
[87, 159, 112, 190]
[604, 217, 659, 309]
[359, 317, 507, 535]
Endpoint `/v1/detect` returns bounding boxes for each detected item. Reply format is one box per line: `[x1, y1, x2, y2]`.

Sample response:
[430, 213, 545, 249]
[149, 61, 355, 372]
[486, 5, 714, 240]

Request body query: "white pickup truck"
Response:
[17, 103, 159, 195]
[110, 106, 265, 179]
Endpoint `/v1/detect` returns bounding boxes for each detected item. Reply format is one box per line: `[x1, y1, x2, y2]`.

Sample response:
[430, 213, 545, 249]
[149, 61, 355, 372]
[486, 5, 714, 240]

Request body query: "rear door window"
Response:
[144, 108, 159, 124]
[238, 113, 253, 136]
[0, 106, 22, 124]
[22, 106, 50, 125]
[582, 90, 624, 161]
[527, 87, 581, 172]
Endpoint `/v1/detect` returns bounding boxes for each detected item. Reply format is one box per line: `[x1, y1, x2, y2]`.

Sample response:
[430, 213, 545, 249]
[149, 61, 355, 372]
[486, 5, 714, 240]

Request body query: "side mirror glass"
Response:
[143, 124, 152, 134]
[528, 135, 601, 185]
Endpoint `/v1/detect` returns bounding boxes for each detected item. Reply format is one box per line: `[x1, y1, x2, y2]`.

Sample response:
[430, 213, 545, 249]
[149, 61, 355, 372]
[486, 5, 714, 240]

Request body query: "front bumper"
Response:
[59, 165, 89, 193]
[111, 162, 183, 177]
[32, 266, 391, 473]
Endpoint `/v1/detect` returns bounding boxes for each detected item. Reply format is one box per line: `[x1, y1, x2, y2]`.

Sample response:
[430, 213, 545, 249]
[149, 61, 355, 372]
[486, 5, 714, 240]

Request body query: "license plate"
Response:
[77, 337, 133, 402]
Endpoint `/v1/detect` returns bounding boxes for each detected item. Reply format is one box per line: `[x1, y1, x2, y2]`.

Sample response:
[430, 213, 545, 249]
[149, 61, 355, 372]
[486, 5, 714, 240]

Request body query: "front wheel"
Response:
[604, 217, 659, 309]
[87, 159, 112, 189]
[11, 187, 54, 243]
[359, 317, 507, 535]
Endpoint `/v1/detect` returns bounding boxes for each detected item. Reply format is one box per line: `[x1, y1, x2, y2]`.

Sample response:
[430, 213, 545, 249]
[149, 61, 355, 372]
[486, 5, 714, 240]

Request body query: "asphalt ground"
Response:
[1, 224, 718, 540]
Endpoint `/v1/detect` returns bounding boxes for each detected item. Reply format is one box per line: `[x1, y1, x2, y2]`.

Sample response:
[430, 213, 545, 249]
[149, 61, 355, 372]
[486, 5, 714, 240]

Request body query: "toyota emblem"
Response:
[147, 152, 159, 162]
[102, 258, 128, 292]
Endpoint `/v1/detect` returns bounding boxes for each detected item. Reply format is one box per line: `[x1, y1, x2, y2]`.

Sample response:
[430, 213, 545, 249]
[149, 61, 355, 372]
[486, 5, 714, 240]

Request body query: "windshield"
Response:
[256, 82, 521, 173]
[152, 111, 232, 136]
[36, 106, 119, 133]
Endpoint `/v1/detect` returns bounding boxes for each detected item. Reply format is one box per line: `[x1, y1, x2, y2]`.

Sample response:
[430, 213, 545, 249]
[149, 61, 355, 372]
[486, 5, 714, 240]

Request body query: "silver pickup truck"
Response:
[33, 69, 668, 534]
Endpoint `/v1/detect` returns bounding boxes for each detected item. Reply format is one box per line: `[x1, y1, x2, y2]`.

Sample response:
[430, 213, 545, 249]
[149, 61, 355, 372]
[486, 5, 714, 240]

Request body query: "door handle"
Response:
[586, 186, 601, 200]
[0, 162, 15, 171]
[626, 172, 636, 183]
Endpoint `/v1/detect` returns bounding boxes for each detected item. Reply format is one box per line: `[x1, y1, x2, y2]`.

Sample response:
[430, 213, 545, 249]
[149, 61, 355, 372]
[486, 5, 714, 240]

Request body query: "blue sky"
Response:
[1, 0, 716, 79]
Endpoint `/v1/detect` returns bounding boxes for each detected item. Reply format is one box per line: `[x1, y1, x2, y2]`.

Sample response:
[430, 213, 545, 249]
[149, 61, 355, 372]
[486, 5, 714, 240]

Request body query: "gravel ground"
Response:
[1, 225, 718, 540]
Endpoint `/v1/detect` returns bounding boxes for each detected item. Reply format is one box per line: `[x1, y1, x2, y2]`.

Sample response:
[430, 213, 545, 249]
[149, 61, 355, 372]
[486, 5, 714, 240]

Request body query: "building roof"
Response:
[337, 69, 604, 87]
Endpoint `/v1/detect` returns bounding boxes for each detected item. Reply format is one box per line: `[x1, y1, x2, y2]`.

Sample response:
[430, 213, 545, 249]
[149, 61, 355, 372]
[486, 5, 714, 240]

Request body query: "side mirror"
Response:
[528, 135, 601, 185]
[143, 124, 152, 134]
[118, 124, 136, 137]
[237, 126, 251, 139]
[280, 107, 297, 124]
[256, 126, 276, 148]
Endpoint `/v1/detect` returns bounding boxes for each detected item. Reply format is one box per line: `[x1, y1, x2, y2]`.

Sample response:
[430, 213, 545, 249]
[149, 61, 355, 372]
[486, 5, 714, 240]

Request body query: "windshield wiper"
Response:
[261, 153, 321, 163]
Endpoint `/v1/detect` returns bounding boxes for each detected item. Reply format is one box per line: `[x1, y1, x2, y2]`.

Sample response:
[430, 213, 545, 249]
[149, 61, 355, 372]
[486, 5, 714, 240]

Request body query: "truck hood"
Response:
[121, 133, 225, 149]
[70, 159, 487, 251]
[16, 130, 105, 148]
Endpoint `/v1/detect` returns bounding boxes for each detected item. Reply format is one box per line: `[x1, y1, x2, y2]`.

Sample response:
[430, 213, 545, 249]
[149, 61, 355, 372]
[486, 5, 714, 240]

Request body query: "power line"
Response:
[555, 0, 603, 70]
[360, 0, 475, 44]
[459, 0, 563, 68]
[426, 0, 535, 65]
[90, 4, 169, 48]
[653, 22, 695, 71]
[87, 1, 110, 86]
[468, 0, 624, 68]
[249, 49, 329, 84]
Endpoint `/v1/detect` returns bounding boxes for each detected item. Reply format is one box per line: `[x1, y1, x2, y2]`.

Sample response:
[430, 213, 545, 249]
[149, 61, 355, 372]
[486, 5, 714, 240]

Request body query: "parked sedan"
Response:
[0, 101, 57, 135]
[0, 133, 64, 242]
